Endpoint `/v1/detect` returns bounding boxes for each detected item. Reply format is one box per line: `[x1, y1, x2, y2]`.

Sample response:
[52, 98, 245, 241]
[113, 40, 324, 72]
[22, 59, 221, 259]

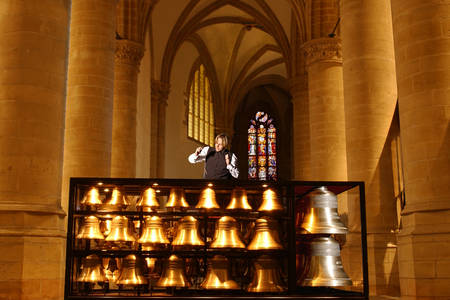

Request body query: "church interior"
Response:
[0, 0, 448, 299]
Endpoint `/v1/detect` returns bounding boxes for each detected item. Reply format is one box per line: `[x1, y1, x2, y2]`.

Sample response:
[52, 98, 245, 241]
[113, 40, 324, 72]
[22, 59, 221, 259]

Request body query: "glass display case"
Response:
[64, 178, 368, 299]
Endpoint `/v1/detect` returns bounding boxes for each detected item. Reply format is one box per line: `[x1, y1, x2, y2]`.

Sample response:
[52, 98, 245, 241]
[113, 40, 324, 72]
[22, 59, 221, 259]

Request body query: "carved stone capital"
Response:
[151, 79, 171, 105]
[302, 37, 342, 67]
[115, 39, 145, 66]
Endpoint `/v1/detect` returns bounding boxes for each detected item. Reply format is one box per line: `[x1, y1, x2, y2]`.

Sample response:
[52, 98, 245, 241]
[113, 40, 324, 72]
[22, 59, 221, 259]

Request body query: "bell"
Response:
[226, 187, 252, 210]
[80, 187, 102, 206]
[257, 189, 283, 212]
[195, 187, 220, 209]
[157, 255, 190, 287]
[247, 255, 285, 292]
[201, 255, 239, 289]
[77, 254, 106, 283]
[76, 216, 105, 240]
[210, 216, 245, 249]
[166, 188, 189, 209]
[247, 217, 283, 250]
[138, 216, 170, 246]
[300, 186, 347, 234]
[116, 254, 148, 285]
[101, 187, 129, 211]
[99, 214, 114, 237]
[104, 257, 119, 283]
[137, 187, 160, 211]
[300, 236, 352, 286]
[105, 216, 135, 242]
[172, 216, 204, 248]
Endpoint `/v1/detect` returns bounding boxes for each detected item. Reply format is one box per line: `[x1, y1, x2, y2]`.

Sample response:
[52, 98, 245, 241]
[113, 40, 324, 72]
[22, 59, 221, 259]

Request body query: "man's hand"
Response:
[195, 147, 203, 155]
[225, 153, 230, 165]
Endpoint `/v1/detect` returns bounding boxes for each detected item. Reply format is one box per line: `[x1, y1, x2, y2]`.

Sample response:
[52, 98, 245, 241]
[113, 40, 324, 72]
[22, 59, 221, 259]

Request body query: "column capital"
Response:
[115, 39, 145, 66]
[151, 79, 170, 105]
[302, 37, 342, 67]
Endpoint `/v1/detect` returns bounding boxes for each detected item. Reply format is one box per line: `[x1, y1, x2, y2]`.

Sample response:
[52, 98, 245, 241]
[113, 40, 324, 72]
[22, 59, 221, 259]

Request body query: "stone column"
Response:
[341, 0, 400, 295]
[111, 40, 144, 177]
[150, 79, 170, 177]
[302, 37, 347, 181]
[391, 0, 450, 298]
[0, 0, 69, 299]
[62, 0, 116, 211]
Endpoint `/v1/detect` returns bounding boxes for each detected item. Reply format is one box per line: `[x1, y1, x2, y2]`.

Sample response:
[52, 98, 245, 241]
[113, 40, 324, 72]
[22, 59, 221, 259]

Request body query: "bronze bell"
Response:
[105, 216, 135, 242]
[300, 186, 347, 234]
[258, 189, 283, 212]
[137, 187, 159, 211]
[300, 236, 352, 286]
[80, 187, 102, 206]
[226, 187, 252, 210]
[196, 187, 220, 209]
[166, 188, 189, 209]
[247, 255, 285, 292]
[138, 216, 169, 246]
[99, 214, 114, 237]
[157, 255, 190, 288]
[172, 216, 204, 248]
[103, 257, 119, 283]
[201, 255, 239, 289]
[247, 217, 283, 250]
[76, 216, 105, 240]
[116, 254, 148, 285]
[101, 187, 129, 211]
[210, 216, 245, 249]
[77, 254, 107, 283]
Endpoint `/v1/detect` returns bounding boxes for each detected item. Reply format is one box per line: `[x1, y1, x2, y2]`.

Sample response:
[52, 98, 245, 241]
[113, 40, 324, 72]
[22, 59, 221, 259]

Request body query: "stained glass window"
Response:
[248, 111, 277, 180]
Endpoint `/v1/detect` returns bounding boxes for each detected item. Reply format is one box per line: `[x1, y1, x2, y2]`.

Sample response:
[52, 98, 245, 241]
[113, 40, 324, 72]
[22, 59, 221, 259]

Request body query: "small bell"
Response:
[138, 216, 170, 247]
[116, 254, 148, 285]
[105, 216, 135, 242]
[100, 187, 129, 211]
[247, 217, 283, 250]
[172, 216, 204, 248]
[76, 216, 105, 240]
[77, 254, 107, 283]
[247, 255, 285, 292]
[80, 187, 102, 207]
[210, 216, 245, 249]
[257, 189, 283, 212]
[166, 188, 189, 209]
[196, 187, 220, 209]
[226, 187, 252, 210]
[103, 257, 119, 283]
[201, 255, 239, 289]
[137, 187, 160, 211]
[157, 255, 190, 288]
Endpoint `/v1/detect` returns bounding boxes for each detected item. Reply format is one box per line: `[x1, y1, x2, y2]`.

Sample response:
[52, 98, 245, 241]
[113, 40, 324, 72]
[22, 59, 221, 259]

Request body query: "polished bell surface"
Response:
[247, 255, 285, 292]
[80, 187, 102, 206]
[210, 216, 245, 249]
[196, 187, 220, 209]
[116, 254, 148, 285]
[258, 189, 283, 211]
[137, 187, 160, 209]
[157, 255, 190, 287]
[172, 216, 204, 248]
[166, 188, 189, 209]
[77, 254, 106, 283]
[247, 217, 283, 250]
[301, 237, 352, 286]
[300, 186, 347, 234]
[105, 216, 135, 242]
[201, 255, 239, 289]
[99, 214, 114, 237]
[102, 187, 129, 210]
[226, 187, 252, 210]
[138, 216, 169, 246]
[76, 216, 105, 240]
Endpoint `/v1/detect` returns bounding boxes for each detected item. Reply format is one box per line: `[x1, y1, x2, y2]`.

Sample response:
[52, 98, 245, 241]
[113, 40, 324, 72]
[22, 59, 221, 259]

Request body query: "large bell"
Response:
[300, 236, 352, 286]
[157, 255, 190, 288]
[226, 187, 252, 210]
[247, 217, 283, 250]
[201, 255, 239, 289]
[105, 216, 135, 242]
[136, 187, 159, 211]
[210, 216, 245, 249]
[138, 216, 169, 247]
[116, 254, 148, 285]
[196, 187, 220, 209]
[166, 188, 189, 209]
[101, 187, 129, 211]
[172, 216, 204, 248]
[299, 186, 347, 234]
[257, 189, 283, 212]
[247, 255, 285, 292]
[77, 254, 106, 283]
[76, 216, 105, 240]
[80, 187, 102, 207]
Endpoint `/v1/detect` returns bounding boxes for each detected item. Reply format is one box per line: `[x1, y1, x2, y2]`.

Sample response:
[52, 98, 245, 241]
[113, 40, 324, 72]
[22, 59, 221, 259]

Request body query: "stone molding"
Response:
[0, 203, 66, 216]
[151, 79, 171, 105]
[302, 37, 342, 67]
[115, 39, 145, 66]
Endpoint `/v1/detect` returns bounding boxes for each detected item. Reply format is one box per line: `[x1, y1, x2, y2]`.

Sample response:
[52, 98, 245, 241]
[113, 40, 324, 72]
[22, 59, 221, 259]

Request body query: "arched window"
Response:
[187, 63, 215, 146]
[248, 111, 277, 180]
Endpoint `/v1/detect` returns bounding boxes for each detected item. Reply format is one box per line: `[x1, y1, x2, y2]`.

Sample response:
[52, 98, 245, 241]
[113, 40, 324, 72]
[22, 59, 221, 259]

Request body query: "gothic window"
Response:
[187, 63, 215, 146]
[248, 111, 277, 180]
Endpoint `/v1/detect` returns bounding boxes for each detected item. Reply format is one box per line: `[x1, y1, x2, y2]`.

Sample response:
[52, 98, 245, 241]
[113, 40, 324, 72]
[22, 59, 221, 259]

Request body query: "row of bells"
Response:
[77, 215, 283, 250]
[81, 186, 283, 211]
[78, 254, 285, 292]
